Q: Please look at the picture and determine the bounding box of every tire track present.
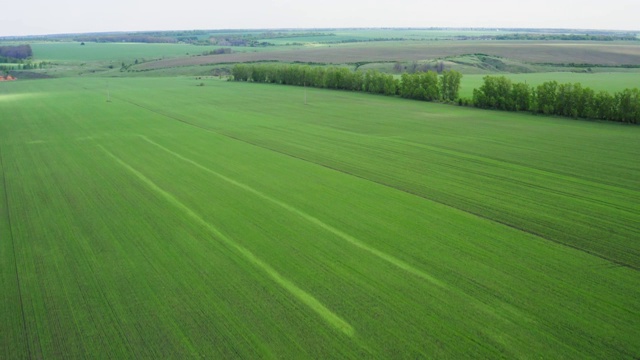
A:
[110,94,638,270]
[98,144,354,337]
[257,141,640,270]
[97,88,547,331]
[202,132,640,270]
[120,137,544,336]
[139,135,446,288]
[0,145,32,360]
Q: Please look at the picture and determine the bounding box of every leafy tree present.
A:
[231,64,251,81]
[383,75,398,96]
[577,86,595,118]
[594,91,616,120]
[440,70,462,102]
[615,88,640,124]
[399,73,413,99]
[419,71,440,101]
[534,81,558,115]
[249,65,267,83]
[510,82,531,111]
[473,76,513,110]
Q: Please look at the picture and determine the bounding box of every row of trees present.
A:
[492,34,638,41]
[0,62,48,72]
[473,76,640,124]
[399,70,462,101]
[232,64,462,102]
[73,35,177,43]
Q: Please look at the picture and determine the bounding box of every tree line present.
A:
[473,76,640,124]
[232,64,638,124]
[73,35,177,43]
[0,62,49,73]
[232,64,462,102]
[492,34,638,41]
[201,48,233,56]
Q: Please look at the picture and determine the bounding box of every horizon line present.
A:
[1,26,638,39]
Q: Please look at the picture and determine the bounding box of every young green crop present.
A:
[1,77,639,358]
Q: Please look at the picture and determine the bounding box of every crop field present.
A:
[136,40,640,70]
[257,29,519,44]
[30,42,236,63]
[1,77,639,358]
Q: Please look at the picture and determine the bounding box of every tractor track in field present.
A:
[98,145,355,337]
[0,145,32,360]
[110,94,639,271]
[138,135,446,288]
[216,136,640,272]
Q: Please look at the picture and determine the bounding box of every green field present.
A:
[1,77,639,358]
[30,42,229,62]
[22,42,299,77]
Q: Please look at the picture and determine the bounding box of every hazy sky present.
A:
[1,0,638,36]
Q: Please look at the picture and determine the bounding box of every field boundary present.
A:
[0,145,32,360]
[98,145,355,337]
[382,137,640,211]
[222,135,640,271]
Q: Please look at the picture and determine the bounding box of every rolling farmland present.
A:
[1,77,639,358]
[136,40,640,70]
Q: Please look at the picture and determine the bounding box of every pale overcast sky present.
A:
[1,0,638,36]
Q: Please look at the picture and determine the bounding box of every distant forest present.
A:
[73,35,178,43]
[456,33,638,41]
[0,45,32,61]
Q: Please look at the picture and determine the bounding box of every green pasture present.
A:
[1,77,639,358]
[459,71,640,98]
